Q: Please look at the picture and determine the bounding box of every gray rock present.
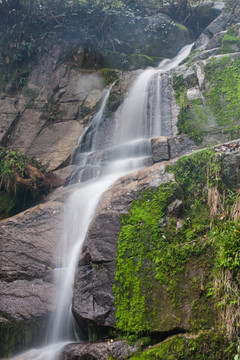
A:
[195,10,231,50]
[61,340,138,360]
[168,135,197,159]
[167,199,183,217]
[27,121,84,170]
[151,136,169,162]
[186,87,202,101]
[0,199,64,281]
[205,31,226,50]
[0,198,64,356]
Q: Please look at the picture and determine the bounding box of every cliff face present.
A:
[0,1,240,359]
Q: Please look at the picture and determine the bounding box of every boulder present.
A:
[151,136,169,162]
[62,340,138,360]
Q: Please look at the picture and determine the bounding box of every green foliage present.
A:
[212,222,240,272]
[167,149,217,202]
[0,147,48,219]
[205,57,240,127]
[129,332,234,360]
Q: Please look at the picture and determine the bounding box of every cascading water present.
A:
[10,43,193,360]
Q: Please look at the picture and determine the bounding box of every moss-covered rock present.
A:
[172,56,240,145]
[129,331,235,360]
[113,149,240,348]
[219,24,240,54]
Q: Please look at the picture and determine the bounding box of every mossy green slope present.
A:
[113,149,240,355]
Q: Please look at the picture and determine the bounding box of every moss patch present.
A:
[114,149,240,343]
[172,75,208,144]
[129,331,234,359]
[219,25,240,54]
[204,56,240,127]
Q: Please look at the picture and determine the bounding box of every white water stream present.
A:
[11,43,193,360]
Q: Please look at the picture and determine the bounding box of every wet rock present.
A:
[168,135,197,159]
[72,163,175,328]
[0,199,64,281]
[195,10,231,50]
[151,136,169,162]
[0,279,58,357]
[62,340,138,360]
[0,279,57,321]
[0,197,64,356]
[151,135,197,164]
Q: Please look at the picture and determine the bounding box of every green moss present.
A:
[172,75,207,144]
[219,26,240,54]
[204,57,240,127]
[113,176,215,334]
[114,149,240,340]
[172,56,240,144]
[129,332,234,360]
[114,183,178,334]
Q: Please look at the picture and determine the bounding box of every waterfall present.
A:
[10,43,193,360]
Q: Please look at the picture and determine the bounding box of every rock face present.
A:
[151,135,197,163]
[72,163,175,330]
[0,198,64,357]
[0,43,104,171]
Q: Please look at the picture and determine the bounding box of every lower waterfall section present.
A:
[10,43,193,360]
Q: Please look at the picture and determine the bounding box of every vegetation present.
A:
[0,147,54,219]
[205,57,240,127]
[129,331,235,359]
[219,25,240,54]
[172,56,240,144]
[113,149,240,355]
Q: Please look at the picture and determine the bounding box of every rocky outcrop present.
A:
[72,163,175,330]
[0,197,64,357]
[0,43,104,171]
